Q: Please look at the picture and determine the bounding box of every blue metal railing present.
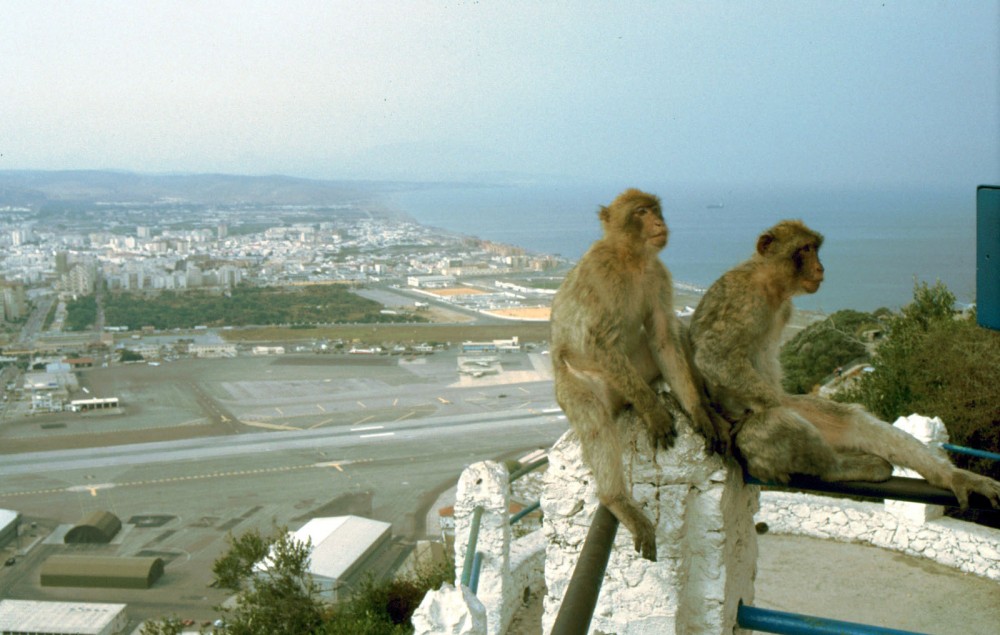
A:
[944,443,1000,462]
[461,456,549,594]
[552,462,999,634]
[738,604,927,635]
[459,506,484,589]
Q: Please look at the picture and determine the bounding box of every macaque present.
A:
[689,219,1000,509]
[551,188,728,562]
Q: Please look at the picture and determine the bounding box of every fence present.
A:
[414,416,999,634]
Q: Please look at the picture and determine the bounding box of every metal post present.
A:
[550,503,619,635]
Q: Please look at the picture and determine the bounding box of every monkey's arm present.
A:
[692,292,784,417]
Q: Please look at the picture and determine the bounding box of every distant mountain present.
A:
[0,170,410,207]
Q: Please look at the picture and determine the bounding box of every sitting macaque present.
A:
[551,188,728,562]
[688,219,1000,509]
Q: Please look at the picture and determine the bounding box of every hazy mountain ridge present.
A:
[0,170,417,207]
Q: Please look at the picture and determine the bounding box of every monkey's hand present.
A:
[694,406,732,457]
[949,469,1000,510]
[642,408,676,451]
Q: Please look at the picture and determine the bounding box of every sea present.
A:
[385,181,980,314]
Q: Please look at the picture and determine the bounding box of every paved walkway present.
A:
[754,532,1000,635]
[505,532,1000,634]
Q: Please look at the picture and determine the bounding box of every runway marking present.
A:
[359,432,394,439]
[240,420,301,431]
[351,425,384,432]
[0,461,373,499]
[518,387,531,394]
[357,401,367,408]
[316,404,326,412]
[274,407,284,415]
[393,398,399,407]
[437,397,451,404]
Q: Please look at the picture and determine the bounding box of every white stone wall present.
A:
[757,415,1000,582]
[541,416,758,635]
[758,490,1000,580]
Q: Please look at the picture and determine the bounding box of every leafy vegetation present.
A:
[64,295,98,331]
[102,285,426,331]
[780,309,882,394]
[142,526,453,634]
[836,281,1000,526]
[119,348,144,363]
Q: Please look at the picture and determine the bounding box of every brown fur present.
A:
[689,220,1000,509]
[551,188,729,561]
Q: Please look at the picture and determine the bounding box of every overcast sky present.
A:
[2,1,998,187]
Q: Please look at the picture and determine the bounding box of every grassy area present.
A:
[220,322,552,345]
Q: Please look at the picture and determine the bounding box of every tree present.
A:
[139,617,183,635]
[119,348,144,363]
[780,309,879,394]
[213,527,325,635]
[837,281,1000,527]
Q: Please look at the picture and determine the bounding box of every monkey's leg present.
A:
[787,396,1000,508]
[558,381,658,561]
[737,407,890,483]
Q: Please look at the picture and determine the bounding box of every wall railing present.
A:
[460,456,549,595]
[551,469,998,635]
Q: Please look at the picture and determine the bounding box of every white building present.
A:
[257,516,392,602]
[0,600,128,635]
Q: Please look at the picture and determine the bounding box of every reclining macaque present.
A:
[688,219,1000,509]
[551,188,728,562]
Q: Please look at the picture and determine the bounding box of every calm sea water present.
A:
[385,182,977,313]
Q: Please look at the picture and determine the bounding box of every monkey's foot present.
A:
[949,470,1000,510]
[609,500,658,562]
[644,409,676,451]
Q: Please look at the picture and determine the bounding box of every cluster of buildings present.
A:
[0,200,561,321]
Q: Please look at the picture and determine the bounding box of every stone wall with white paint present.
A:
[757,414,1000,582]
[541,416,757,635]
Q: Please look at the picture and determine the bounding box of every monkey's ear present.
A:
[756,232,776,256]
[598,206,611,225]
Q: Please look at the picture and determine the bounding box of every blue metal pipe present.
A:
[737,604,928,635]
[460,506,484,588]
[468,552,483,594]
[510,500,540,525]
[510,456,549,482]
[943,443,1000,462]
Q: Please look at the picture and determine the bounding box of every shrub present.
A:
[837,282,1000,526]
[780,309,878,394]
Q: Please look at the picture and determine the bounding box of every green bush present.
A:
[780,309,879,394]
[837,282,1000,526]
[320,561,454,634]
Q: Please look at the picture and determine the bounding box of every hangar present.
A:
[65,510,121,544]
[40,555,165,589]
[0,599,128,635]
[256,515,392,602]
[0,508,19,546]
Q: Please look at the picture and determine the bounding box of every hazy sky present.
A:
[2,1,998,187]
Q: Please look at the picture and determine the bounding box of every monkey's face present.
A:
[636,206,669,251]
[795,242,824,294]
